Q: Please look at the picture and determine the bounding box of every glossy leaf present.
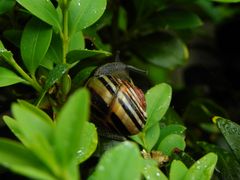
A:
[157,134,186,156]
[169,160,188,180]
[215,117,240,161]
[144,123,160,151]
[67,49,111,64]
[0,0,15,14]
[0,138,55,180]
[145,83,172,129]
[16,0,61,30]
[69,31,85,51]
[142,159,168,180]
[21,18,52,74]
[0,67,25,87]
[77,122,98,164]
[198,141,240,179]
[9,104,58,173]
[131,32,188,70]
[54,88,90,166]
[89,141,143,180]
[68,0,107,35]
[156,124,186,147]
[72,66,96,89]
[184,153,217,180]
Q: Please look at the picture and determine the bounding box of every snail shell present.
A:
[86,63,147,136]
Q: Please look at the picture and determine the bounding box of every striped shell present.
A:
[86,74,147,135]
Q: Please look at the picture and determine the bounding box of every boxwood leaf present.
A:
[145,83,172,130]
[169,160,188,180]
[0,138,55,180]
[144,123,160,151]
[157,134,186,156]
[69,31,85,51]
[68,0,107,35]
[16,0,61,30]
[198,141,240,179]
[0,67,25,87]
[131,32,188,70]
[0,40,13,62]
[0,0,15,14]
[21,18,52,74]
[142,159,168,180]
[77,122,98,164]
[88,141,143,180]
[67,49,111,64]
[215,117,240,162]
[184,153,217,180]
[54,88,90,166]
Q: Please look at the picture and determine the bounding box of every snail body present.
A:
[86,62,147,136]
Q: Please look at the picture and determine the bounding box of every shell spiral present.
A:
[86,74,147,135]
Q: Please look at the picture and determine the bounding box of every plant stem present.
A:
[62,2,69,64]
[9,57,42,92]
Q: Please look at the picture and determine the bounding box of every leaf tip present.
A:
[212,116,221,124]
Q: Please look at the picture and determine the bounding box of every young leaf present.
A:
[0,138,55,180]
[169,160,188,180]
[144,123,160,151]
[0,67,25,87]
[184,153,218,180]
[0,40,13,62]
[157,134,186,156]
[16,0,61,30]
[77,122,98,164]
[0,0,15,14]
[69,31,85,51]
[10,103,58,174]
[67,49,111,64]
[54,88,90,166]
[68,0,107,36]
[145,83,172,130]
[142,159,168,180]
[88,141,143,180]
[215,117,240,162]
[21,18,53,74]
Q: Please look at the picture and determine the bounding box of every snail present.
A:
[86,62,147,136]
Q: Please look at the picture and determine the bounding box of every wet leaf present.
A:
[169,160,188,180]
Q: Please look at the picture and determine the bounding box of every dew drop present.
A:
[156,172,160,177]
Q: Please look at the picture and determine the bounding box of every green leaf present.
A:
[0,40,13,62]
[169,160,188,180]
[215,117,240,162]
[198,141,240,179]
[145,83,172,129]
[10,104,58,173]
[54,88,90,166]
[77,122,98,164]
[68,0,107,35]
[157,134,186,156]
[156,124,186,146]
[21,18,53,74]
[0,67,25,87]
[69,31,85,51]
[72,66,96,89]
[142,159,168,180]
[89,141,143,180]
[0,0,15,14]
[144,123,160,151]
[66,49,111,64]
[16,0,61,30]
[184,153,217,180]
[131,32,188,70]
[149,11,203,29]
[0,138,55,180]
[43,33,63,65]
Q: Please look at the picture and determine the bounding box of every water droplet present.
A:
[146,175,150,179]
[98,165,105,171]
[156,172,160,176]
[196,165,201,170]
